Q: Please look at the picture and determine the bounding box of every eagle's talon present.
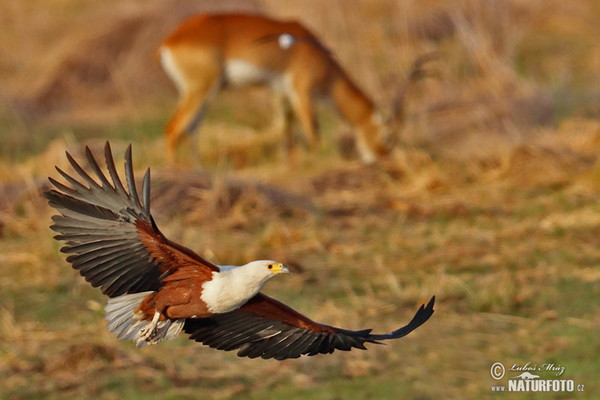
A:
[138,311,161,342]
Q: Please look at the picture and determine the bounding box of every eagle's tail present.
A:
[105,291,184,347]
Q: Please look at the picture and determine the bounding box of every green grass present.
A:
[4,133,598,399]
[232,375,416,400]
[0,113,167,162]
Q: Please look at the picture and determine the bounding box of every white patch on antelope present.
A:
[270,73,295,97]
[225,59,275,87]
[355,128,378,164]
[159,47,188,94]
[372,111,391,143]
[278,33,295,49]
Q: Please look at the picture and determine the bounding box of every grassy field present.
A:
[1,0,600,399]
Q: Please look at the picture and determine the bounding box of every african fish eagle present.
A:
[43,142,434,360]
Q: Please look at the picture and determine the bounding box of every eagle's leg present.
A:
[147,319,173,344]
[138,311,161,341]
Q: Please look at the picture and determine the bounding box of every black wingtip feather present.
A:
[142,168,151,212]
[104,142,127,196]
[369,296,435,341]
[45,142,165,297]
[124,144,141,207]
[66,150,100,190]
[47,176,76,196]
[55,166,89,193]
[85,146,113,190]
[184,295,437,360]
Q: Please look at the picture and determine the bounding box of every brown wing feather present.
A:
[136,220,218,276]
[236,294,335,333]
[184,294,435,360]
[44,142,217,298]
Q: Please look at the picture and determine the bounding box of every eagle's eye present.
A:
[268,264,274,270]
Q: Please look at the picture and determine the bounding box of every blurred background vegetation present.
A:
[1,0,599,399]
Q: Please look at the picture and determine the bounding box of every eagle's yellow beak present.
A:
[269,263,289,274]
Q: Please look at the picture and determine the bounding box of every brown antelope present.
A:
[159,13,433,163]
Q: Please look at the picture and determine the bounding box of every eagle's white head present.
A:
[238,260,290,284]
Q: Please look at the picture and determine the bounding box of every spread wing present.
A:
[184,294,435,360]
[44,142,219,298]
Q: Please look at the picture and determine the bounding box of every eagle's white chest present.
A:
[200,269,266,314]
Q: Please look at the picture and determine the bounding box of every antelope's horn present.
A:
[390,51,441,122]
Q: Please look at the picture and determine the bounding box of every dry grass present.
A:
[1,0,600,399]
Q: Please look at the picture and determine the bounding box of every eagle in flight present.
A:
[44,142,435,360]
